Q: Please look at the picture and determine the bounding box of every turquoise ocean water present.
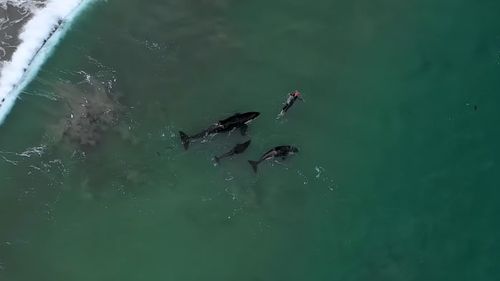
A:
[1,0,500,280]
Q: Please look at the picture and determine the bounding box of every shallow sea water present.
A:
[1,0,500,280]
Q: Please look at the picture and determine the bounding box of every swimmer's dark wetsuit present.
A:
[279,91,302,116]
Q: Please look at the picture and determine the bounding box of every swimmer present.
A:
[277,90,303,118]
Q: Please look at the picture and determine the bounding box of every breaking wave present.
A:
[0,0,94,125]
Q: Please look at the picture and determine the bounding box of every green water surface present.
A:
[1,0,499,280]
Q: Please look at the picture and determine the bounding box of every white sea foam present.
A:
[0,0,45,11]
[0,0,94,125]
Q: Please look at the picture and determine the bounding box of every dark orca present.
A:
[214,140,251,163]
[179,112,260,150]
[248,145,299,173]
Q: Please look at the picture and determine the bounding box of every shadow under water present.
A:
[48,76,125,148]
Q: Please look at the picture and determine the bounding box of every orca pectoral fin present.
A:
[248,160,259,173]
[179,131,190,150]
[240,124,248,136]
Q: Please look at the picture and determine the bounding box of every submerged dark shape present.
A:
[50,76,124,148]
[248,145,299,173]
[179,112,260,150]
[277,90,303,118]
[214,140,251,163]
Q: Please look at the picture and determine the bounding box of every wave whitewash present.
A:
[0,0,93,125]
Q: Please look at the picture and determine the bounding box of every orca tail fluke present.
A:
[214,156,220,164]
[248,160,259,173]
[179,131,190,150]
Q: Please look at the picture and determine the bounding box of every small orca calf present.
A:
[277,90,303,118]
[179,112,260,150]
[248,145,299,173]
[214,140,251,163]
